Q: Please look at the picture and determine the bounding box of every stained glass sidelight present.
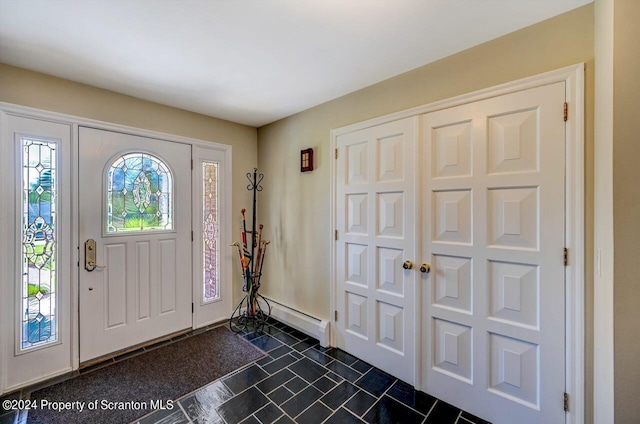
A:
[21,138,58,349]
[107,153,173,233]
[202,162,219,302]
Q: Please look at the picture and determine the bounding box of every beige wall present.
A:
[0,63,258,302]
[258,4,594,315]
[258,4,594,420]
[613,0,640,421]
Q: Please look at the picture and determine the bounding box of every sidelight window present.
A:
[202,161,219,302]
[21,138,58,349]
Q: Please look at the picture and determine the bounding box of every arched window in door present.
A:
[106,152,173,233]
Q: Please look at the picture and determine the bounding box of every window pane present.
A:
[107,153,173,233]
[21,138,58,349]
[202,162,219,302]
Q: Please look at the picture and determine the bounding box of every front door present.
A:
[420,82,566,424]
[335,117,417,384]
[79,127,192,362]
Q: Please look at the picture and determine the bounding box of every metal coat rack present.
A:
[229,168,271,332]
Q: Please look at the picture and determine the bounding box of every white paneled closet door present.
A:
[335,117,418,385]
[420,82,567,424]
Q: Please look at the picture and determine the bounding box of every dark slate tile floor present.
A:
[0,317,491,424]
[134,318,491,424]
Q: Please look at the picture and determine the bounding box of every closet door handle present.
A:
[402,260,413,270]
[420,263,431,274]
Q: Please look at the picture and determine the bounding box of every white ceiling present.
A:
[0,0,592,127]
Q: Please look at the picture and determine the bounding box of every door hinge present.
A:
[192,231,194,242]
[564,248,568,266]
[564,392,569,412]
[192,303,194,314]
[335,148,338,159]
[191,159,194,170]
[334,310,338,321]
[335,229,338,240]
[564,102,568,122]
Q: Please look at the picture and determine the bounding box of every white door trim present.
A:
[330,63,585,424]
[0,102,233,392]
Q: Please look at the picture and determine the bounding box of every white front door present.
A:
[335,117,417,384]
[420,82,566,424]
[79,127,192,362]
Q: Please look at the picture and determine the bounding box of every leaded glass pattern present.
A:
[202,162,219,302]
[21,138,58,349]
[107,153,173,233]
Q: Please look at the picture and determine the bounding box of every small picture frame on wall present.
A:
[301,148,314,172]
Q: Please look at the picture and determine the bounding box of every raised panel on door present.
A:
[336,117,417,385]
[421,82,566,424]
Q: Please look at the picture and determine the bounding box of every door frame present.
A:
[329,63,585,424]
[0,102,232,392]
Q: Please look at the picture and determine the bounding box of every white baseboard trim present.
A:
[261,298,330,348]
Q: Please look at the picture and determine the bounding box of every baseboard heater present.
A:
[260,297,331,348]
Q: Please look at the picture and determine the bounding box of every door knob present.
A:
[420,263,431,273]
[402,260,413,270]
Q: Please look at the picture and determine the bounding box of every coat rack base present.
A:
[229,293,272,333]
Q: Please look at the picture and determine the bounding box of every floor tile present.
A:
[254,402,284,424]
[320,380,359,410]
[312,376,337,393]
[303,348,334,366]
[272,331,301,346]
[424,400,461,424]
[180,381,233,422]
[344,390,377,417]
[284,377,309,394]
[351,360,373,374]
[223,365,270,394]
[250,335,284,352]
[355,368,396,397]
[324,407,366,424]
[325,349,359,366]
[0,412,17,424]
[268,345,293,360]
[217,387,270,424]
[268,386,295,406]
[386,380,437,415]
[273,415,296,424]
[256,355,274,367]
[289,351,303,359]
[363,395,425,424]
[262,354,299,375]
[460,411,491,424]
[288,358,328,383]
[280,385,323,418]
[325,372,343,383]
[287,329,310,341]
[291,338,318,352]
[240,415,261,424]
[139,407,191,424]
[257,369,296,395]
[294,400,332,424]
[326,360,361,382]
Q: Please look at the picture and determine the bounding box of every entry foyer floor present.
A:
[138,318,490,424]
[0,318,491,424]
